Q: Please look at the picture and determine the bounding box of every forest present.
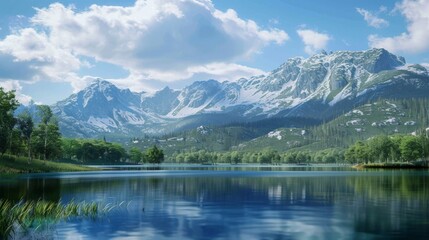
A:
[166,133,429,164]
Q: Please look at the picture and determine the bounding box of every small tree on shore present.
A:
[146,145,164,164]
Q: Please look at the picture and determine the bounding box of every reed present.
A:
[0,199,105,239]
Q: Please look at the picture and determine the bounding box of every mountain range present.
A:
[51,48,429,138]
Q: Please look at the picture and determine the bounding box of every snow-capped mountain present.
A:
[52,80,168,137]
[52,48,429,137]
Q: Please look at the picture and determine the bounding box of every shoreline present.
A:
[353,162,429,169]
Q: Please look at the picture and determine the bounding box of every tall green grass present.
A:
[0,199,103,239]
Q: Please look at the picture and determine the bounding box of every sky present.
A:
[0,0,428,105]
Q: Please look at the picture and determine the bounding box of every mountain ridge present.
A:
[51,48,429,137]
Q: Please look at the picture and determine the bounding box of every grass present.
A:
[0,199,105,239]
[0,154,94,174]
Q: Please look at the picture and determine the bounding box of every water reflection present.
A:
[1,169,429,239]
[0,178,61,202]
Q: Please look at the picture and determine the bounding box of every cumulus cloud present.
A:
[0,80,32,105]
[369,0,429,54]
[356,8,389,28]
[0,0,288,93]
[0,27,82,87]
[297,29,331,55]
[37,1,284,80]
[189,63,266,80]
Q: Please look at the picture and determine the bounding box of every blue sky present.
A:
[0,0,428,104]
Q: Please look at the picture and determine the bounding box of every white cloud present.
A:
[0,80,32,105]
[356,8,389,28]
[0,0,288,94]
[0,28,81,82]
[189,62,266,80]
[369,0,429,54]
[0,0,286,91]
[297,29,331,55]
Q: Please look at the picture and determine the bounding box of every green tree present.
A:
[17,111,34,162]
[32,119,62,160]
[0,87,19,156]
[103,143,126,163]
[345,141,370,164]
[368,136,393,163]
[400,136,423,162]
[129,147,143,163]
[36,105,55,160]
[146,145,164,164]
[62,138,80,161]
[9,129,24,156]
[231,151,241,164]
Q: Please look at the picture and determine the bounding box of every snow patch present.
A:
[352,110,364,115]
[404,121,416,126]
[382,117,398,125]
[268,130,282,140]
[114,109,146,125]
[346,119,362,126]
[385,101,397,109]
[197,126,209,135]
[87,117,117,131]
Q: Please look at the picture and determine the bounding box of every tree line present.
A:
[345,134,429,164]
[168,148,345,164]
[62,139,164,164]
[167,134,429,164]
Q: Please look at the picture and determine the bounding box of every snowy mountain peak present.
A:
[87,79,116,91]
[53,49,429,137]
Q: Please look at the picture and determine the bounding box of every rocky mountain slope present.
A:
[52,48,429,137]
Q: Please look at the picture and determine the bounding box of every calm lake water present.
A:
[1,165,429,239]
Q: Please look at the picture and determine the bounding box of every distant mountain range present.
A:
[51,48,429,138]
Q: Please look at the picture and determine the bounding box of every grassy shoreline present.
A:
[0,155,94,174]
[353,161,429,169]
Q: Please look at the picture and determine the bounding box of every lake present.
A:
[1,165,429,239]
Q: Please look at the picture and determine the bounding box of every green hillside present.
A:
[124,117,318,156]
[127,98,429,158]
[237,98,429,152]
